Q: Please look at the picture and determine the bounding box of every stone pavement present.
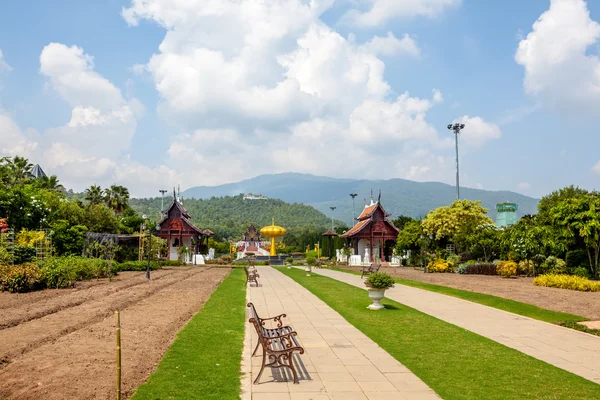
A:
[241,267,441,400]
[310,267,600,385]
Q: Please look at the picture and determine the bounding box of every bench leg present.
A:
[254,351,268,384]
[252,339,261,356]
[286,351,300,384]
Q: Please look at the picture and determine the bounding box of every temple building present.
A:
[156,190,212,261]
[342,194,399,263]
[236,224,270,258]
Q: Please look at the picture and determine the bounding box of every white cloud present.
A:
[359,32,421,58]
[0,49,12,71]
[593,161,600,175]
[40,43,124,110]
[0,110,38,157]
[515,0,600,114]
[117,0,495,192]
[453,115,501,149]
[343,0,462,27]
[517,182,531,191]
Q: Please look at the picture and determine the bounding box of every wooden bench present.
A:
[244,266,260,286]
[361,263,381,278]
[247,302,305,384]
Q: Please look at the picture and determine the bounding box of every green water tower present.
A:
[496,202,518,227]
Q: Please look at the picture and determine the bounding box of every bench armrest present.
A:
[261,313,287,328]
[266,331,304,352]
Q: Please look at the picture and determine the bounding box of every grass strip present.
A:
[277,267,600,400]
[329,267,585,323]
[131,268,246,400]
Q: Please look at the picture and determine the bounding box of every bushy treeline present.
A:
[396,186,600,280]
[0,156,145,260]
[0,256,182,293]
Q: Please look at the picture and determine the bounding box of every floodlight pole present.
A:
[159,189,168,213]
[447,123,465,200]
[349,193,358,225]
[330,206,336,232]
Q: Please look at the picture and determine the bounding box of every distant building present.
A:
[496,202,518,227]
[30,164,47,179]
[243,194,268,200]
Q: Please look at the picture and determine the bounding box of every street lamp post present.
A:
[447,123,465,200]
[349,193,358,226]
[142,215,150,280]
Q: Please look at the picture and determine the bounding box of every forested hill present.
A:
[129,194,345,240]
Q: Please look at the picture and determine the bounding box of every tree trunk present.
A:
[594,242,599,280]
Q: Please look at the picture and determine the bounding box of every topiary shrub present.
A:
[533,274,600,292]
[458,263,496,275]
[365,272,395,289]
[221,255,232,263]
[0,263,43,293]
[306,256,317,266]
[286,257,294,264]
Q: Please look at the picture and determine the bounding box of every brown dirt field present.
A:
[342,266,600,320]
[0,266,231,400]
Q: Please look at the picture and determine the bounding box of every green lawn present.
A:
[330,267,586,323]
[131,268,246,400]
[277,267,600,400]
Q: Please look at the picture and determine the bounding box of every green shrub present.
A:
[365,272,395,289]
[518,260,534,276]
[40,256,113,288]
[571,266,591,279]
[116,260,163,271]
[0,263,43,292]
[286,257,294,264]
[533,274,600,292]
[447,254,461,265]
[566,249,588,271]
[220,255,232,263]
[539,256,567,275]
[306,256,317,266]
[10,245,36,264]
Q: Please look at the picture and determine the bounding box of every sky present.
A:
[1,0,600,199]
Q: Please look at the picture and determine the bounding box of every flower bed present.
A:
[533,274,600,292]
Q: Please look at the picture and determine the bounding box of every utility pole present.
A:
[349,193,358,226]
[159,189,167,214]
[330,206,336,232]
[447,123,465,200]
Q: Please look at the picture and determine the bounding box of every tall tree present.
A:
[552,192,600,279]
[84,185,104,206]
[421,200,494,251]
[104,185,130,214]
[36,175,65,191]
[6,156,33,184]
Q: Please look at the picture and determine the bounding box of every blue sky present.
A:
[1,0,599,198]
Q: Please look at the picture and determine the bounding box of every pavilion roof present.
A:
[341,219,370,237]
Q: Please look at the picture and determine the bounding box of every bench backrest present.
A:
[371,263,381,273]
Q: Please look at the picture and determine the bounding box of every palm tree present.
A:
[7,156,33,184]
[104,184,130,214]
[85,185,104,206]
[37,175,65,191]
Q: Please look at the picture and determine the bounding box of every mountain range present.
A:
[183,173,539,226]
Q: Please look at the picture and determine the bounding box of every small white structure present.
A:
[207,248,215,260]
[349,255,362,266]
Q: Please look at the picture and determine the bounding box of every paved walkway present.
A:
[241,267,440,400]
[310,267,600,385]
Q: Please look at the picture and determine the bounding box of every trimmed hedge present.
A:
[533,274,600,292]
[458,263,497,275]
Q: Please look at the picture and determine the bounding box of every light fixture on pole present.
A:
[329,206,336,232]
[159,189,168,214]
[447,122,465,200]
[349,193,358,226]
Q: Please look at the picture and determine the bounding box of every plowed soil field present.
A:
[0,266,230,400]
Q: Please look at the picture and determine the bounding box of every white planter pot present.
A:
[305,266,312,276]
[367,288,387,310]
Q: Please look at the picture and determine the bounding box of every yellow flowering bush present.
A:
[533,274,600,292]
[496,261,517,278]
[427,259,454,273]
[15,229,46,246]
